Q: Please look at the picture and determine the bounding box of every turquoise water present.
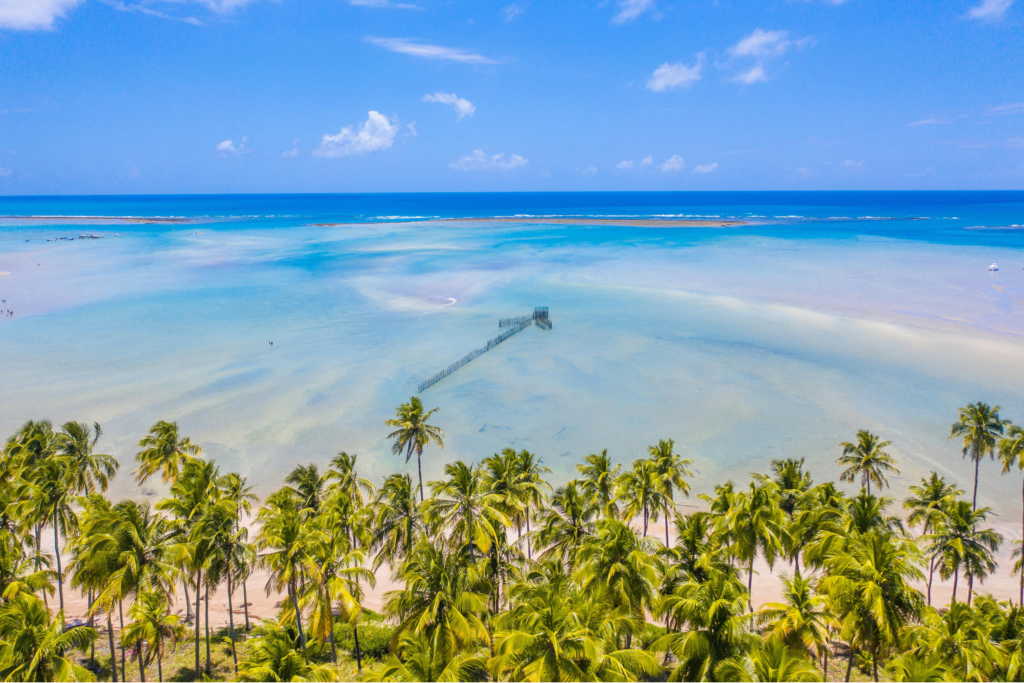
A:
[2,192,1024,527]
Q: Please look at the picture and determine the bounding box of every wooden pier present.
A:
[418,307,552,393]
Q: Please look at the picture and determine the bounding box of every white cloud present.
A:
[281,140,300,157]
[641,155,653,166]
[578,165,598,176]
[990,102,1024,115]
[1007,137,1024,147]
[0,167,11,177]
[501,2,522,20]
[795,167,814,177]
[405,122,417,136]
[908,117,949,126]
[449,150,527,171]
[729,29,808,58]
[659,155,685,172]
[646,58,703,92]
[731,65,767,84]
[366,37,498,64]
[692,163,718,174]
[839,159,865,171]
[314,111,398,158]
[611,0,654,24]
[217,137,249,155]
[0,0,82,29]
[422,92,476,120]
[617,160,634,170]
[967,0,1012,20]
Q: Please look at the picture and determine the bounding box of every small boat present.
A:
[989,263,999,271]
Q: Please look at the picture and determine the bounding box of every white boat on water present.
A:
[989,263,999,271]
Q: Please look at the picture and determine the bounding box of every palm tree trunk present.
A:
[107,613,119,683]
[968,573,974,606]
[794,549,801,575]
[184,580,192,623]
[227,567,238,674]
[157,637,163,683]
[194,569,201,676]
[525,508,532,560]
[328,619,338,664]
[204,582,211,674]
[973,456,980,510]
[823,641,829,681]
[88,590,95,662]
[748,558,755,612]
[665,503,671,546]
[845,647,855,683]
[952,569,959,604]
[353,624,363,673]
[872,651,878,682]
[290,584,308,652]
[242,578,251,631]
[118,600,127,682]
[138,642,146,682]
[52,508,64,613]
[927,555,935,606]
[866,480,871,497]
[415,447,424,503]
[1020,475,1024,605]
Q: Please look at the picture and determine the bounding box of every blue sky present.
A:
[0,0,1021,193]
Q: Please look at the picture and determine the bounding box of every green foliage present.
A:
[333,618,394,661]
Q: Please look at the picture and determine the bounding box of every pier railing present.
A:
[418,320,532,393]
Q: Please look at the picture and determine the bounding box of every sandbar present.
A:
[312,217,747,228]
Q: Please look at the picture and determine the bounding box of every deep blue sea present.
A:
[2,191,1024,525]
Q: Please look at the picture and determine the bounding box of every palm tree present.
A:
[237,622,340,682]
[930,500,1002,605]
[1001,423,1024,603]
[884,653,948,682]
[156,457,224,675]
[648,439,693,546]
[0,594,95,682]
[223,472,259,631]
[481,449,529,544]
[905,603,1003,682]
[837,430,898,496]
[122,591,187,682]
[383,538,489,661]
[133,421,201,485]
[576,518,661,646]
[903,472,963,606]
[715,634,822,682]
[255,494,311,656]
[20,454,76,613]
[512,449,550,560]
[576,449,621,520]
[535,480,598,571]
[725,481,785,611]
[616,458,664,538]
[425,461,509,561]
[489,580,660,682]
[818,530,924,682]
[58,421,118,497]
[285,463,329,517]
[369,630,487,682]
[386,397,444,503]
[653,563,756,681]
[327,451,375,508]
[756,572,835,676]
[301,509,374,670]
[951,402,1009,509]
[370,473,424,571]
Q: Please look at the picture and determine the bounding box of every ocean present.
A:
[2,191,1023,529]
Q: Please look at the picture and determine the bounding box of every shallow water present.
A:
[2,192,1024,532]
